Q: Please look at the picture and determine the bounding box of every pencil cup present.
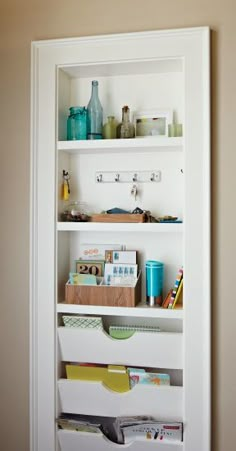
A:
[145,260,164,307]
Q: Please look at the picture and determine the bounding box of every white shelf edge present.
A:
[57,137,183,153]
[57,303,183,319]
[57,222,183,233]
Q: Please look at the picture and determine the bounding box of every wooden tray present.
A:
[90,213,146,223]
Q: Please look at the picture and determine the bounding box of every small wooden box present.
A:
[65,272,141,307]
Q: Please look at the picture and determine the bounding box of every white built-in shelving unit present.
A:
[30,27,210,451]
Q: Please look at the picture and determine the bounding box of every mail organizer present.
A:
[65,272,141,307]
[58,379,183,418]
[58,430,184,451]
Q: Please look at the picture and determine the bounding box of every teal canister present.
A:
[145,260,164,307]
[67,106,87,140]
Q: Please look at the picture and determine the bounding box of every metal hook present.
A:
[96,174,102,182]
[115,173,120,182]
[150,173,155,182]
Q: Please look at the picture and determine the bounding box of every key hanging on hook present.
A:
[62,170,70,201]
[131,184,138,201]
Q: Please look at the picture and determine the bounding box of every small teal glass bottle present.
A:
[67,106,87,140]
[87,80,103,139]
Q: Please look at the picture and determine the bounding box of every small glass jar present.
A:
[103,116,117,139]
[67,106,87,140]
[61,201,90,222]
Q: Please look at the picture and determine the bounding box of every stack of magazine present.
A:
[114,416,183,443]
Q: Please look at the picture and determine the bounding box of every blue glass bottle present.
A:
[87,80,103,139]
[67,106,87,140]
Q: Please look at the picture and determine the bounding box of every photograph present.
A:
[134,109,172,137]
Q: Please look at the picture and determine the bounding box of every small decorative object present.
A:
[116,105,135,139]
[67,106,87,140]
[87,80,103,139]
[75,259,105,276]
[103,115,117,139]
[132,207,143,214]
[134,109,172,137]
[157,215,182,223]
[61,201,89,222]
[168,123,183,137]
[106,207,130,214]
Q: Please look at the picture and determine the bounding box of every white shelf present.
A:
[57,221,183,233]
[57,137,183,154]
[57,303,183,319]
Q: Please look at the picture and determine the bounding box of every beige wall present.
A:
[1,0,236,450]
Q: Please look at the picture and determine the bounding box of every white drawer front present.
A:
[58,379,183,419]
[58,328,183,369]
[58,430,184,451]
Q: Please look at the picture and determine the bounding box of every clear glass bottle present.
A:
[102,115,117,139]
[116,105,135,139]
[87,80,103,139]
[67,106,87,140]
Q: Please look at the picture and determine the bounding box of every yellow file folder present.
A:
[66,364,130,393]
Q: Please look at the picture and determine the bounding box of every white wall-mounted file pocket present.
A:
[58,430,184,451]
[58,379,183,419]
[58,327,183,369]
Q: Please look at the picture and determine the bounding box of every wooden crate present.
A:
[65,273,141,307]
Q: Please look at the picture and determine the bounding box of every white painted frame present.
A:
[30,27,210,451]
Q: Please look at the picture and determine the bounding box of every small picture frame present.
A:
[75,259,104,276]
[133,109,172,138]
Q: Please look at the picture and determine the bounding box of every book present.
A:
[172,278,183,309]
[168,267,183,309]
[109,324,161,339]
[161,289,172,308]
[127,367,170,387]
[62,315,103,329]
